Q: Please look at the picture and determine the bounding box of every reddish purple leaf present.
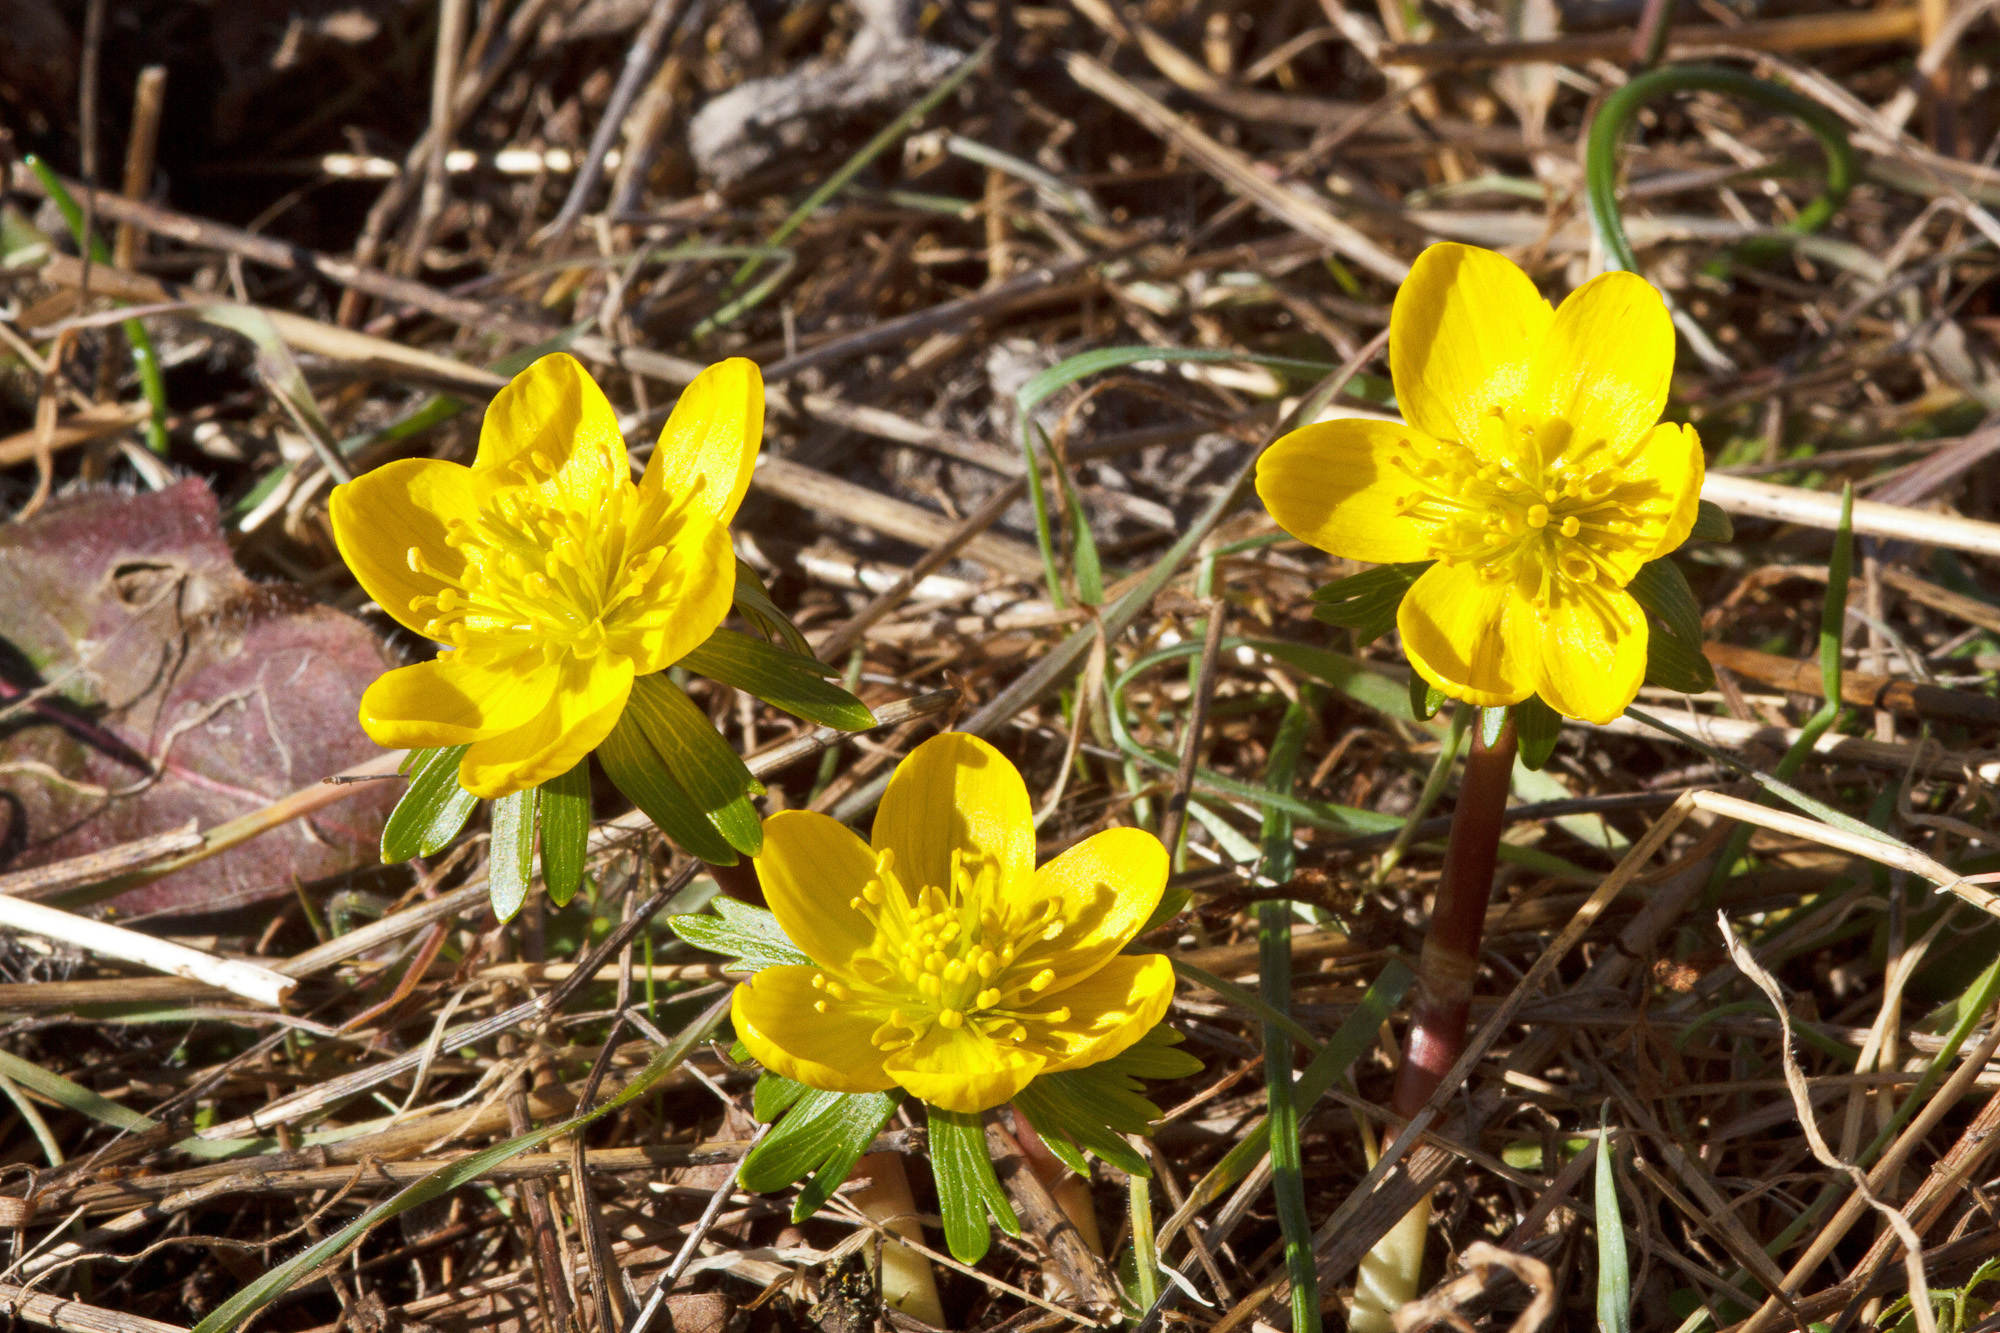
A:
[0,479,400,916]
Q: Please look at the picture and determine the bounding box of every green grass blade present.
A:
[24,154,170,454]
[1595,1110,1631,1333]
[1258,699,1321,1333]
[0,1049,156,1133]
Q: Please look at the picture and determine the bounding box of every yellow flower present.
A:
[733,733,1176,1114]
[1256,243,1704,724]
[331,353,761,798]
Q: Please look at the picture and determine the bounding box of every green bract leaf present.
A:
[488,786,538,924]
[626,674,764,856]
[1628,559,1705,647]
[928,1105,1019,1263]
[1643,624,1715,693]
[1631,558,1713,694]
[1409,673,1446,722]
[1014,1026,1195,1179]
[732,559,815,656]
[1689,499,1733,543]
[539,761,590,908]
[1309,561,1429,646]
[753,1071,811,1123]
[1140,883,1190,934]
[681,628,876,731]
[668,896,812,971]
[381,746,478,864]
[740,1086,901,1221]
[597,713,739,864]
[1514,695,1562,771]
[1479,705,1508,750]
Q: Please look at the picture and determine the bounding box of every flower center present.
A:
[810,848,1075,1052]
[402,449,679,661]
[1391,407,1663,616]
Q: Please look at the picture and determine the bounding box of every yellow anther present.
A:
[1526,504,1550,529]
[939,1009,965,1030]
[1029,968,1055,992]
[1559,516,1581,538]
[976,987,1001,1009]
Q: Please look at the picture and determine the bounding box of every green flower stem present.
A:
[1585,65,1856,274]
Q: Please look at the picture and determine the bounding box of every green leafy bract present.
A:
[598,709,739,864]
[681,627,876,731]
[488,786,538,923]
[625,674,765,857]
[382,746,479,863]
[1630,558,1714,693]
[1013,1026,1200,1179]
[1513,695,1563,771]
[731,559,815,655]
[1689,498,1733,543]
[539,760,591,907]
[928,1104,1019,1263]
[741,1083,901,1221]
[1409,673,1447,722]
[1310,561,1430,646]
[667,896,811,971]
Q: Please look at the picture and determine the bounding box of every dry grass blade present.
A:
[5,4,2000,1329]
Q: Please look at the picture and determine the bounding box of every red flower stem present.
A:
[1389,714,1518,1122]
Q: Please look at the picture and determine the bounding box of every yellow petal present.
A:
[1019,954,1176,1074]
[329,458,490,640]
[1255,419,1440,563]
[1390,244,1552,449]
[1397,562,1534,708]
[883,1025,1046,1113]
[1512,586,1648,724]
[457,655,635,798]
[474,352,630,489]
[756,810,880,971]
[1011,828,1167,990]
[1528,270,1675,452]
[641,358,764,525]
[872,733,1035,899]
[733,968,896,1095]
[604,508,737,675]
[358,649,555,749]
[1635,422,1706,561]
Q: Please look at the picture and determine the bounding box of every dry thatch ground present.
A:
[4,0,2000,1330]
